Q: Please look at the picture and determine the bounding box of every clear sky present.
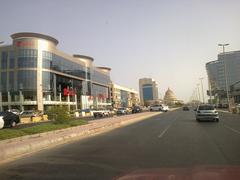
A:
[1,0,240,102]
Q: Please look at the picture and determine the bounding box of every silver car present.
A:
[195,104,219,122]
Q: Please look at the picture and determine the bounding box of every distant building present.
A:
[206,51,240,105]
[163,88,183,105]
[111,83,139,108]
[139,78,158,106]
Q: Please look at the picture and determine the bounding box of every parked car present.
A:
[150,104,162,111]
[132,106,142,113]
[7,109,21,115]
[161,104,169,112]
[116,107,128,115]
[182,106,190,111]
[195,104,219,122]
[20,110,38,118]
[93,109,110,118]
[150,104,169,112]
[0,111,20,129]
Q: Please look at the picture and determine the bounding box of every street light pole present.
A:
[218,43,230,111]
[199,77,205,104]
[197,84,201,103]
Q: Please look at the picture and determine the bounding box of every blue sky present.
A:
[1,0,240,101]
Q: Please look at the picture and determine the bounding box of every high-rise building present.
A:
[139,78,158,105]
[206,50,240,104]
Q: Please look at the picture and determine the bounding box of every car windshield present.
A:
[198,105,215,110]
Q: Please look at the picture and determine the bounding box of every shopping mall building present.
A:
[0,32,112,111]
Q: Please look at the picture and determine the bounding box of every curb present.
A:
[0,112,161,163]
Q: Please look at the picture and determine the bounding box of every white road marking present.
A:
[158,124,172,138]
[223,124,240,135]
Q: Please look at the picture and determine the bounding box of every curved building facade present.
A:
[0,32,111,111]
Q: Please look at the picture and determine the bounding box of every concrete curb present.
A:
[0,112,162,163]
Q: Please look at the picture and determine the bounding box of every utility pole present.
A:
[199,77,205,104]
[197,84,201,104]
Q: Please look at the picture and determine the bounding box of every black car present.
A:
[0,112,20,128]
[182,106,189,111]
[132,106,142,113]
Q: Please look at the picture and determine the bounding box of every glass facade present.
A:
[42,51,87,79]
[120,90,128,107]
[17,70,37,90]
[1,51,8,69]
[143,84,153,101]
[92,68,111,85]
[0,34,111,111]
[92,83,109,100]
[17,49,38,68]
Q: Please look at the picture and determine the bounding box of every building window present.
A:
[17,70,37,90]
[17,49,38,68]
[9,71,14,91]
[1,72,7,92]
[9,51,15,69]
[1,51,8,69]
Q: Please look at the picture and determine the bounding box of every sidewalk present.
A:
[0,111,161,163]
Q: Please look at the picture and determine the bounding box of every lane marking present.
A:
[223,124,240,135]
[158,124,172,138]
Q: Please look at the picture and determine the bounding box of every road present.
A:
[0,109,240,179]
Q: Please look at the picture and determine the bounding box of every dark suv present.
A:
[132,106,142,113]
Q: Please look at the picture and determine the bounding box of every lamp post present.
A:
[218,43,230,111]
[197,84,201,104]
[199,77,205,104]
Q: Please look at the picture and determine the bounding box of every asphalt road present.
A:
[0,109,240,179]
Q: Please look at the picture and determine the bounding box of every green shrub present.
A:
[46,106,70,124]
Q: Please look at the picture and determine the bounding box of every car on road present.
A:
[0,111,20,129]
[132,106,142,113]
[116,107,128,115]
[161,104,169,112]
[195,104,219,122]
[150,104,169,112]
[150,104,161,111]
[182,106,190,111]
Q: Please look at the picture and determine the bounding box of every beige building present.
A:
[164,88,183,105]
[111,83,139,108]
[139,78,159,106]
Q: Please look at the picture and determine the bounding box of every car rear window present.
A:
[198,105,214,110]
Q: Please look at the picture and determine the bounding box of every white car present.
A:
[195,104,219,122]
[150,104,169,112]
[161,105,169,112]
[150,105,162,111]
[0,116,4,129]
